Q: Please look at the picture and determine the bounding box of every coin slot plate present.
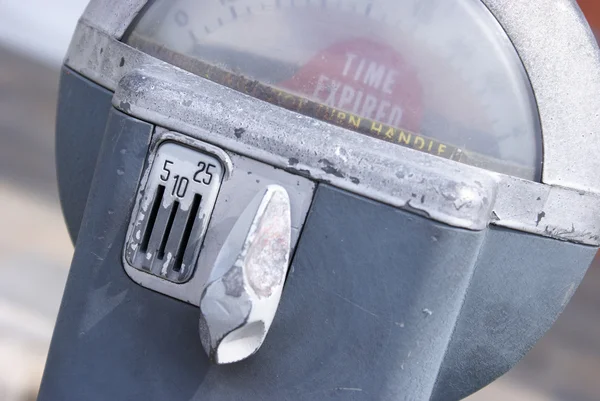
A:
[125,141,224,283]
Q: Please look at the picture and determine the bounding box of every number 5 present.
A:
[203,164,216,185]
[160,160,173,181]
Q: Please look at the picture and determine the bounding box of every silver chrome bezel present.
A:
[66,0,600,245]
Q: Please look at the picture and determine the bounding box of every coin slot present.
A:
[173,194,202,272]
[140,184,165,253]
[158,200,179,260]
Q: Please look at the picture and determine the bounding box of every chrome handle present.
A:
[199,185,292,364]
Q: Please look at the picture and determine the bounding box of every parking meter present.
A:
[40,1,600,400]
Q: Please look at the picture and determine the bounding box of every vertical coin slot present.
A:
[173,194,202,272]
[140,184,165,253]
[158,200,179,260]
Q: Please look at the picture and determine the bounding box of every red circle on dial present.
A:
[282,38,423,132]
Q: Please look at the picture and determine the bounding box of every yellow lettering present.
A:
[275,90,285,103]
[329,108,337,120]
[316,104,327,118]
[245,80,255,95]
[371,122,383,135]
[414,136,425,149]
[282,92,295,108]
[337,111,347,123]
[398,131,411,145]
[237,79,247,94]
[349,114,361,129]
[384,127,396,140]
[264,89,275,104]
[438,144,447,155]
[297,97,308,112]
[427,140,433,152]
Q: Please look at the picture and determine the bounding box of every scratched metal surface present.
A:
[1,44,600,401]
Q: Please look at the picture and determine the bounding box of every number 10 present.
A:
[172,175,189,198]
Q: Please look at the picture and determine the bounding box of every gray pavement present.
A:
[0,45,599,401]
[0,46,72,401]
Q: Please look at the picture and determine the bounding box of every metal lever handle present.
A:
[199,185,292,364]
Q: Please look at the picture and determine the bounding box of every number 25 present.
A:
[193,161,215,185]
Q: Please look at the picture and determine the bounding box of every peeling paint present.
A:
[161,252,173,276]
[318,158,345,178]
[285,166,312,177]
[536,211,546,226]
[234,127,245,138]
[119,100,131,113]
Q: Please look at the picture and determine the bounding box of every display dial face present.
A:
[127,0,542,180]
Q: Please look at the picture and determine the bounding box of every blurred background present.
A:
[0,1,599,400]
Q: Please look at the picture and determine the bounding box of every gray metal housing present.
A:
[45,105,596,401]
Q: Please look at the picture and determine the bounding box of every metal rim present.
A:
[63,0,600,245]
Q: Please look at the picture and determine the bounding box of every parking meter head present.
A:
[126,0,543,180]
[48,1,600,400]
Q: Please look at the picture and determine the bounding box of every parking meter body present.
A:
[40,1,600,400]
